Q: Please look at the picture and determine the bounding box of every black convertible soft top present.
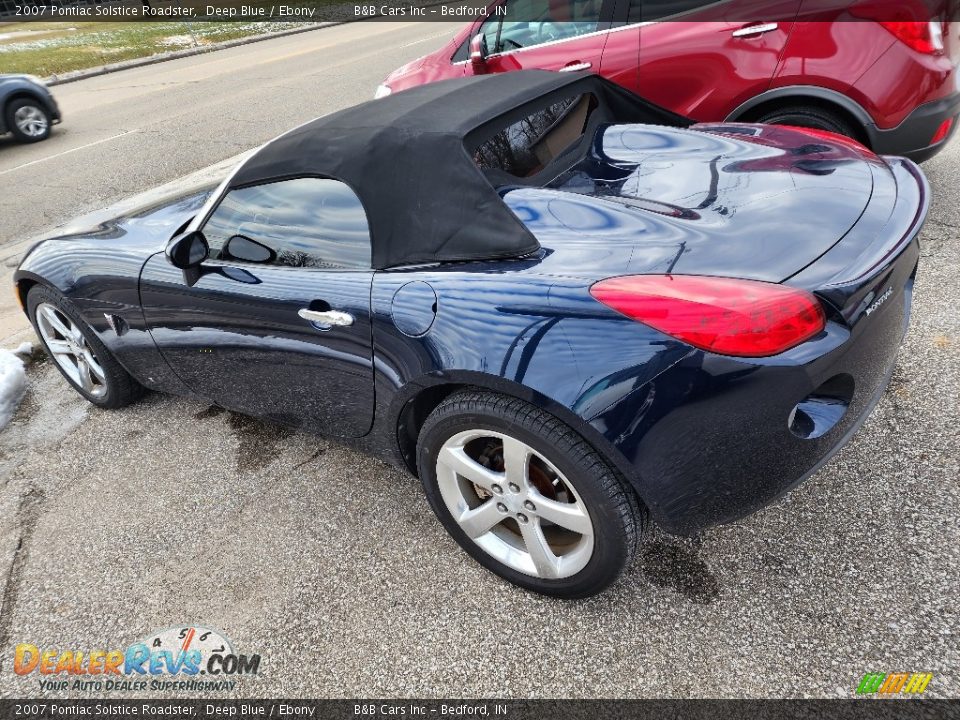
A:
[229,71,691,269]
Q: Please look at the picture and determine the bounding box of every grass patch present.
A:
[0,20,311,76]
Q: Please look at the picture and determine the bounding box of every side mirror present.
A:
[166,230,208,269]
[223,234,275,264]
[469,33,488,74]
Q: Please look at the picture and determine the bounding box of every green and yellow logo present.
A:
[856,672,933,695]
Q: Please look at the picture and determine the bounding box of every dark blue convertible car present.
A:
[14,72,927,597]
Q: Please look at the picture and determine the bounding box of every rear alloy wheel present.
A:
[755,104,858,142]
[417,391,645,598]
[6,98,51,143]
[28,286,144,408]
[437,429,595,579]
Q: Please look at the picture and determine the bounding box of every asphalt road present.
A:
[1,23,958,700]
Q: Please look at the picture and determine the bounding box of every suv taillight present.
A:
[590,275,826,358]
[878,21,945,54]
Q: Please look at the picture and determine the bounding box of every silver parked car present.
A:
[0,74,61,143]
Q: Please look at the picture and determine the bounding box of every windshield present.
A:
[479,0,603,53]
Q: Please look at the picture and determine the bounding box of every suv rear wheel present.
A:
[6,98,51,143]
[755,104,860,142]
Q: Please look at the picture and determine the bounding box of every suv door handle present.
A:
[732,22,779,38]
[559,61,592,72]
[298,308,354,327]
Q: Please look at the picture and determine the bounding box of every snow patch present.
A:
[159,35,196,48]
[0,349,28,431]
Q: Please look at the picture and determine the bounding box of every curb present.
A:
[45,21,343,86]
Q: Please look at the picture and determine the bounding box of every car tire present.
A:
[417,390,646,598]
[755,104,859,141]
[5,98,52,143]
[28,285,145,409]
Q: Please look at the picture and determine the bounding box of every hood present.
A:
[43,184,214,248]
[381,50,461,94]
[385,54,429,82]
[26,154,244,254]
[1,74,45,84]
[509,123,888,282]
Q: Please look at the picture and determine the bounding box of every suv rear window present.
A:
[473,93,597,178]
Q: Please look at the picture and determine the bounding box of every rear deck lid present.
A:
[521,123,886,282]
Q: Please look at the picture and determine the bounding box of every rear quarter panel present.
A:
[772,21,896,117]
[371,258,693,500]
[851,29,960,128]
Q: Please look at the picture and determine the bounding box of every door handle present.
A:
[298,308,354,327]
[732,22,779,38]
[559,61,592,72]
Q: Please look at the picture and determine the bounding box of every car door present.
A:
[469,0,615,76]
[139,177,375,438]
[635,0,802,120]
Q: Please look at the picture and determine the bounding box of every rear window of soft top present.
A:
[472,93,598,179]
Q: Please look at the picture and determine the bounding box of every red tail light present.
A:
[931,116,954,144]
[590,275,826,358]
[877,21,944,54]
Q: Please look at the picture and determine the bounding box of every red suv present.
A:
[377,1,959,161]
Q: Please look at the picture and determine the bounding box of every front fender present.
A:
[14,241,196,397]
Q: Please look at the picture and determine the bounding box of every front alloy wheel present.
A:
[28,285,145,409]
[36,302,108,399]
[418,391,645,598]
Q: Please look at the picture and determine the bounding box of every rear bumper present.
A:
[868,92,960,162]
[588,204,921,536]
